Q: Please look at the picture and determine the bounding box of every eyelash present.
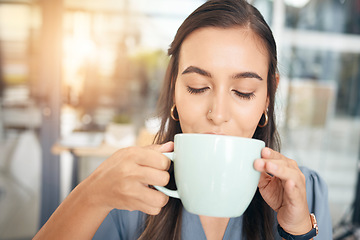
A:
[187,87,209,94]
[232,90,255,100]
[187,87,255,100]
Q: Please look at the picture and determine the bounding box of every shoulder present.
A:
[299,166,324,182]
[299,166,333,239]
[299,166,328,198]
[93,209,146,240]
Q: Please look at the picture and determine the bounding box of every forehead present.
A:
[178,27,269,72]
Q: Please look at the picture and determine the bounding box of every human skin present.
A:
[175,28,268,138]
[174,27,312,239]
[34,27,312,240]
[33,143,173,239]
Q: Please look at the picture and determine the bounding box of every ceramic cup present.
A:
[155,133,264,218]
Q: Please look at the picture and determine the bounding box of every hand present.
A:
[253,148,312,235]
[82,142,173,215]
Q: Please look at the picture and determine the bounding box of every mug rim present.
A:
[174,133,265,145]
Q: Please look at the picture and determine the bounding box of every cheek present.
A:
[176,96,205,133]
[174,83,202,132]
[234,97,267,137]
[233,107,262,137]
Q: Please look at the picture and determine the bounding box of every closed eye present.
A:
[233,90,255,100]
[187,86,209,94]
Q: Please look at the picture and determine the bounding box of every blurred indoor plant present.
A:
[105,113,136,148]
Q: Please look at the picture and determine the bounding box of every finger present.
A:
[254,158,285,173]
[254,158,266,172]
[254,158,275,178]
[134,148,171,171]
[159,141,174,152]
[131,199,164,216]
[256,160,305,204]
[256,157,298,171]
[138,185,170,208]
[121,183,169,215]
[139,167,170,186]
[146,142,174,153]
[263,161,305,188]
[261,147,286,160]
[254,159,304,189]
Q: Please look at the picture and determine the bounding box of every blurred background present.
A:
[0,0,359,239]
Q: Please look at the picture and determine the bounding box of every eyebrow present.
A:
[233,72,263,81]
[182,66,212,77]
[181,65,263,81]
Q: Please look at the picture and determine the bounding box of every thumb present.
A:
[146,141,174,152]
[159,141,174,152]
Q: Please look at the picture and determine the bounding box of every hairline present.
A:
[174,26,271,88]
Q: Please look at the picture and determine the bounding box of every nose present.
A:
[207,90,231,125]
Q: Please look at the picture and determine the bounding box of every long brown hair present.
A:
[139,0,280,239]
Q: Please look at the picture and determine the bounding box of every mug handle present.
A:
[153,152,180,199]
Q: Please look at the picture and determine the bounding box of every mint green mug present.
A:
[155,133,264,218]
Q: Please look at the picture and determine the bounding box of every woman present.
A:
[34,0,332,239]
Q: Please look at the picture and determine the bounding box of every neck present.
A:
[199,215,230,240]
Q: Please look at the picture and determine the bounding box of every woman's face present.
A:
[174,27,269,138]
